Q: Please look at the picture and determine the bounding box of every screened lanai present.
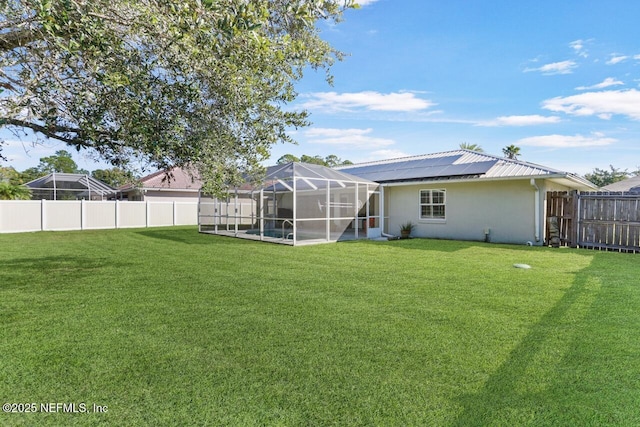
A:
[25,173,116,200]
[198,162,381,245]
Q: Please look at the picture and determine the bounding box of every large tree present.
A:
[37,150,82,174]
[584,165,630,187]
[0,0,356,195]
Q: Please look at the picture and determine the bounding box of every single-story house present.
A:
[118,167,203,202]
[602,175,640,193]
[198,149,598,246]
[337,149,598,245]
[25,173,116,200]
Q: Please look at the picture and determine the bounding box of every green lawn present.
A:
[1,227,639,426]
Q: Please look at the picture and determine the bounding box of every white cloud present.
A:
[366,149,410,161]
[1,139,63,167]
[304,128,395,148]
[607,54,629,65]
[353,0,379,5]
[569,39,588,58]
[478,115,561,127]
[517,133,617,148]
[342,149,411,165]
[524,60,577,75]
[2,138,118,172]
[542,89,640,120]
[575,77,624,90]
[300,91,436,113]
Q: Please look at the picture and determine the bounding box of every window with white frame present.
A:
[419,189,446,220]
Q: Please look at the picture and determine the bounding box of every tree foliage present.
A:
[276,154,301,164]
[2,150,85,182]
[0,165,21,184]
[323,154,352,167]
[0,0,356,195]
[0,166,31,199]
[300,154,326,165]
[459,142,484,153]
[0,181,31,200]
[276,153,352,167]
[502,144,521,160]
[584,165,630,187]
[37,150,83,174]
[16,167,42,184]
[91,167,136,188]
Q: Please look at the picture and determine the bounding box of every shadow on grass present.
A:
[0,256,115,289]
[356,237,556,254]
[136,227,219,245]
[453,252,640,425]
[352,237,469,253]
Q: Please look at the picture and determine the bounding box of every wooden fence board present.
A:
[546,190,640,253]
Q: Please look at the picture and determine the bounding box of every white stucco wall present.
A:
[383,179,571,245]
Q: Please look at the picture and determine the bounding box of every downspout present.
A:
[530,178,540,242]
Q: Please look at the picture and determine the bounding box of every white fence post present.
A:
[41,199,46,231]
[173,201,177,226]
[81,199,85,230]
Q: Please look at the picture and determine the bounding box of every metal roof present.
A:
[336,149,597,189]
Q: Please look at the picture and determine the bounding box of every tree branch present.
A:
[0,28,38,51]
[1,118,95,147]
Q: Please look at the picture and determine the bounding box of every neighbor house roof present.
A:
[336,149,597,190]
[602,175,640,192]
[120,167,203,192]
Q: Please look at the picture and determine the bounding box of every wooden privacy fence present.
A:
[546,191,640,252]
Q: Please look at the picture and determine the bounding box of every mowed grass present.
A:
[1,227,639,426]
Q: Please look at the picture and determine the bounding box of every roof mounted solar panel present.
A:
[339,156,496,183]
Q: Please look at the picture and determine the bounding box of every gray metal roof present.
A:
[336,149,597,189]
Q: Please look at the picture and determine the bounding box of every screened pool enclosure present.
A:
[198,162,381,245]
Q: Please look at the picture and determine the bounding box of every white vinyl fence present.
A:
[0,200,198,233]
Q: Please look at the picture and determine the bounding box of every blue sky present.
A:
[274,0,640,175]
[3,0,640,175]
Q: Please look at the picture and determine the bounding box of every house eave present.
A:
[378,173,597,190]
